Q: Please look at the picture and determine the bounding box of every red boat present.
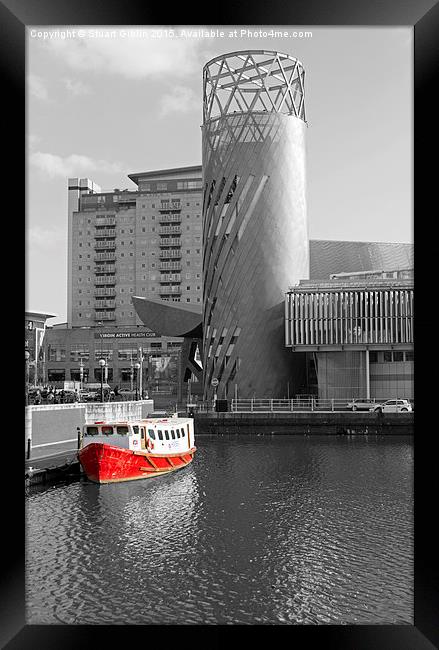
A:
[78,417,196,484]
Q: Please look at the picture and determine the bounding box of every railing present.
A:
[189,398,403,414]
[159,261,182,270]
[159,238,181,247]
[159,226,182,235]
[95,252,116,261]
[159,214,182,222]
[231,398,387,412]
[94,228,116,237]
[94,275,116,285]
[159,250,182,259]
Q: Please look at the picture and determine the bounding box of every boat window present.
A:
[180,428,185,437]
[158,430,163,441]
[176,429,180,438]
[102,426,113,436]
[132,425,139,435]
[117,426,129,435]
[86,426,99,436]
[148,429,156,440]
[164,430,170,440]
[140,427,145,439]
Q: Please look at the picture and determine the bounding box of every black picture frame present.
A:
[10,0,437,647]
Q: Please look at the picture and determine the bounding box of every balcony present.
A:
[159,286,182,296]
[94,288,116,297]
[94,311,116,321]
[159,238,181,247]
[94,241,116,250]
[160,274,181,283]
[95,216,116,227]
[95,264,116,274]
[95,299,116,309]
[159,226,181,235]
[159,249,182,259]
[159,261,182,271]
[159,213,182,223]
[94,228,116,238]
[95,252,116,262]
[94,275,116,285]
[159,202,181,212]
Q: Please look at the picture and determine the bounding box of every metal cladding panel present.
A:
[202,52,309,400]
[309,240,413,280]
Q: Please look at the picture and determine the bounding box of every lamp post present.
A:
[79,359,84,392]
[134,362,140,401]
[25,349,30,406]
[99,358,106,403]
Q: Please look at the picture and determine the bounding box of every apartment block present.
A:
[67,166,203,328]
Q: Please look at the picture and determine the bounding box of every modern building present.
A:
[45,167,204,399]
[285,272,414,400]
[67,166,203,328]
[44,323,184,398]
[201,50,309,400]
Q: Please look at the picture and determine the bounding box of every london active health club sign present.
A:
[94,331,158,339]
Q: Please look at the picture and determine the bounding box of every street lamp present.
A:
[99,358,106,403]
[25,349,30,406]
[79,359,84,392]
[134,363,140,400]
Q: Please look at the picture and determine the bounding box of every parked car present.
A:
[371,399,413,413]
[82,383,115,401]
[347,398,379,411]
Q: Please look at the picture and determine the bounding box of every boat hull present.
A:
[78,442,196,484]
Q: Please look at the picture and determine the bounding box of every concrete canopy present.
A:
[132,296,202,338]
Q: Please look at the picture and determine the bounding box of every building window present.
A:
[70,346,90,362]
[369,351,378,363]
[48,346,66,362]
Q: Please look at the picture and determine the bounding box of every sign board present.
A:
[94,331,157,339]
[64,381,81,391]
[211,378,219,387]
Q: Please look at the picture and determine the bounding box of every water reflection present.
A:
[26,435,413,625]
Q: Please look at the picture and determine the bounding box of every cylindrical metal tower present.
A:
[202,50,309,400]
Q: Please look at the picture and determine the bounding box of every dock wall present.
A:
[193,412,414,436]
[25,400,155,459]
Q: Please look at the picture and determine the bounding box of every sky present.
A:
[26,26,413,324]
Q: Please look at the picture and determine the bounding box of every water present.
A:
[25,434,413,625]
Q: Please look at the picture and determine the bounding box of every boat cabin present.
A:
[82,418,194,453]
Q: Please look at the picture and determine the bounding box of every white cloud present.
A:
[28,75,50,101]
[44,31,204,80]
[159,85,200,117]
[27,225,66,249]
[27,134,41,149]
[63,78,91,96]
[29,151,123,178]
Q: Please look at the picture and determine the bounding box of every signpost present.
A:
[211,377,218,409]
